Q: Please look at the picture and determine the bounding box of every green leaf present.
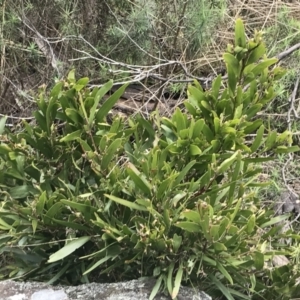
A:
[36,191,47,215]
[48,236,91,263]
[247,43,266,65]
[212,75,222,99]
[105,194,147,211]
[47,262,71,285]
[75,77,89,91]
[175,221,201,233]
[217,261,233,284]
[251,125,264,152]
[227,152,242,205]
[223,53,240,76]
[264,131,277,150]
[101,138,123,170]
[50,81,63,99]
[157,175,176,200]
[173,108,186,132]
[260,215,290,228]
[214,242,227,252]
[137,115,156,137]
[65,108,84,124]
[251,58,278,76]
[193,119,205,138]
[167,263,175,296]
[83,245,121,275]
[46,97,59,134]
[0,218,13,230]
[172,234,182,253]
[235,18,246,48]
[189,144,202,156]
[188,85,205,108]
[60,199,97,219]
[253,251,264,270]
[275,146,300,154]
[0,116,7,134]
[149,275,163,300]
[245,104,263,119]
[0,144,12,154]
[208,274,235,300]
[9,185,31,199]
[67,69,76,83]
[89,80,113,125]
[126,162,152,196]
[60,130,82,142]
[6,168,24,180]
[95,83,129,123]
[172,263,184,299]
[77,138,93,152]
[182,210,201,224]
[34,111,47,132]
[217,151,239,173]
[174,160,196,185]
[247,215,256,234]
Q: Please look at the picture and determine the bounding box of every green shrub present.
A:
[0,19,299,300]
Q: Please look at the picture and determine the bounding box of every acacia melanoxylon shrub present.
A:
[0,19,299,300]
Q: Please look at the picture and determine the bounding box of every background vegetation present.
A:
[1,0,300,299]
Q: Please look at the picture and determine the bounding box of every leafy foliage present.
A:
[0,19,300,300]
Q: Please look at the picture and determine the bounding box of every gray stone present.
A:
[0,279,211,300]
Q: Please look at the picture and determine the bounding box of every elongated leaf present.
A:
[9,185,31,199]
[209,275,235,300]
[251,58,278,76]
[34,111,47,132]
[175,221,201,233]
[275,145,300,154]
[217,151,239,173]
[251,125,264,152]
[36,191,47,215]
[217,262,233,284]
[188,85,205,108]
[95,83,129,123]
[65,108,84,124]
[235,18,246,48]
[247,43,266,65]
[149,275,163,300]
[212,75,222,99]
[260,214,290,228]
[157,175,176,200]
[182,210,201,224]
[48,236,91,263]
[253,251,264,270]
[173,108,186,132]
[101,138,123,170]
[89,80,113,125]
[60,130,82,142]
[190,144,202,156]
[223,53,240,76]
[174,160,196,186]
[75,77,89,91]
[105,194,147,211]
[172,263,184,299]
[126,162,152,196]
[167,262,175,296]
[264,130,277,150]
[0,218,13,230]
[0,116,7,135]
[193,119,205,138]
[227,152,242,205]
[47,262,71,285]
[137,115,156,137]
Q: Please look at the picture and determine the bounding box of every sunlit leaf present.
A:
[48,236,91,263]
